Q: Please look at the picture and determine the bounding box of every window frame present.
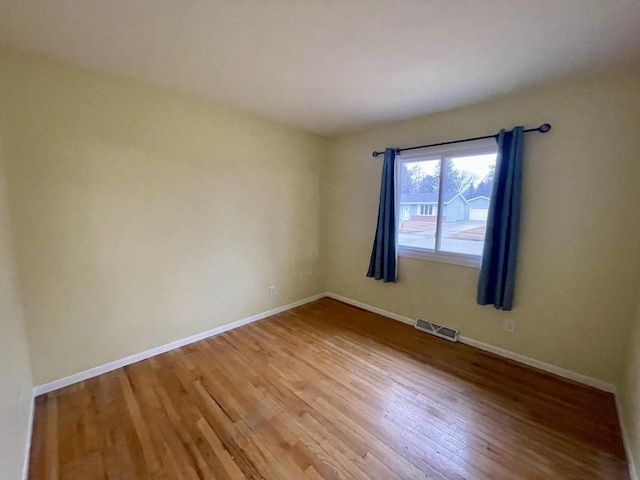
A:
[395,138,498,269]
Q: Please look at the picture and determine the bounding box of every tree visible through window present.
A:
[397,142,497,258]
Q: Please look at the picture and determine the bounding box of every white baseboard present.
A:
[30,290,630,477]
[34,289,619,397]
[22,393,35,480]
[326,292,416,325]
[33,293,326,396]
[615,394,639,480]
[457,336,616,393]
[325,292,616,394]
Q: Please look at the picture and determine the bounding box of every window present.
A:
[418,204,435,216]
[397,139,498,267]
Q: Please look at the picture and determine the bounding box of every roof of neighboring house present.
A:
[466,195,490,203]
[400,192,467,204]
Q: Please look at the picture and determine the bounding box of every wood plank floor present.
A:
[28,298,630,479]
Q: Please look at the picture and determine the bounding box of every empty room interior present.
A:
[2,1,640,479]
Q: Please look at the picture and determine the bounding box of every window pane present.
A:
[439,154,496,256]
[398,158,440,251]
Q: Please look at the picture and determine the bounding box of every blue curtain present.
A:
[477,127,524,310]
[367,148,398,282]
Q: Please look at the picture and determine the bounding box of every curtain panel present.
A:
[367,148,398,283]
[477,126,525,311]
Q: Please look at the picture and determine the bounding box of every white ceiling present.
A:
[1,0,639,135]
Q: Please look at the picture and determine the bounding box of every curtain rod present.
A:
[371,123,551,157]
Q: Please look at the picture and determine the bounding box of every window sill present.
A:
[398,246,481,269]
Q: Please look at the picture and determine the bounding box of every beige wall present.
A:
[325,70,640,386]
[0,47,326,385]
[2,46,640,478]
[0,134,33,478]
[620,284,640,479]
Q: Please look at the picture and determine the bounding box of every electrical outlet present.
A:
[268,286,278,297]
[503,318,516,333]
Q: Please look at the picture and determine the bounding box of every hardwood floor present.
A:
[28,298,630,479]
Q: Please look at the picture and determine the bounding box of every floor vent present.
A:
[415,319,459,342]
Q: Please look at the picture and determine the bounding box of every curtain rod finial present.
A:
[539,123,551,133]
[372,151,381,157]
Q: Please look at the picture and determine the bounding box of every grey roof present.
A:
[466,195,490,202]
[400,192,465,204]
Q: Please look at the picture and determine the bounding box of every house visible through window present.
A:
[397,139,498,263]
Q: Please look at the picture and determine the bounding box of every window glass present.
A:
[439,154,496,256]
[397,146,497,261]
[398,158,440,251]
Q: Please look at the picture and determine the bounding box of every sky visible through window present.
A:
[408,154,495,187]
